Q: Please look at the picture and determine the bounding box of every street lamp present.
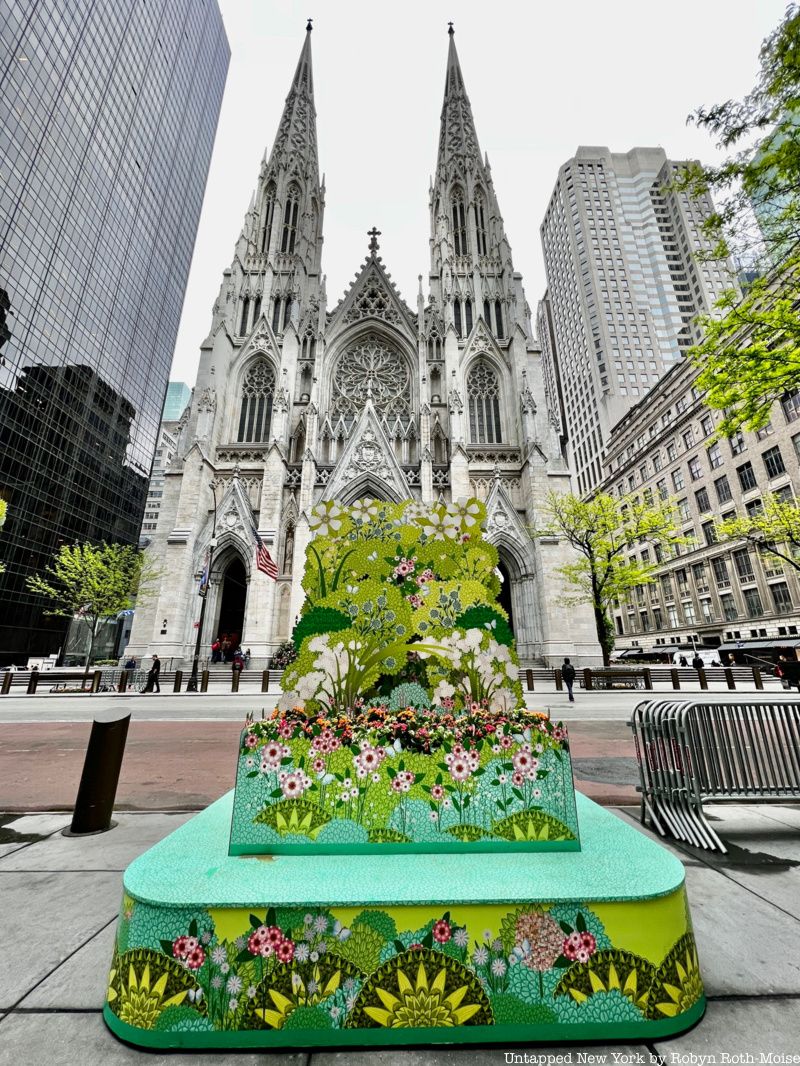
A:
[186,484,218,692]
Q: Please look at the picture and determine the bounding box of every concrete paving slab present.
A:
[0,812,192,871]
[312,1046,650,1066]
[0,1011,297,1064]
[18,922,118,1009]
[0,871,120,1008]
[686,864,800,994]
[4,814,72,835]
[654,995,800,1055]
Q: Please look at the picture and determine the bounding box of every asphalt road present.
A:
[1,688,793,813]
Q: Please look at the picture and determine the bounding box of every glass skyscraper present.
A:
[0,0,229,662]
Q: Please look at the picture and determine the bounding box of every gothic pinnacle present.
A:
[306,17,313,31]
[448,20,454,35]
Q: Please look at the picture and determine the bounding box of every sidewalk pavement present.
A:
[1,802,799,1065]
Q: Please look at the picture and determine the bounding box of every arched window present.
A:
[454,300,462,337]
[494,300,504,339]
[272,298,281,333]
[252,295,261,324]
[280,184,300,254]
[483,298,491,326]
[237,360,276,443]
[473,194,487,256]
[260,184,276,253]
[467,360,502,444]
[451,188,467,255]
[465,298,473,335]
[282,296,293,332]
[239,297,250,336]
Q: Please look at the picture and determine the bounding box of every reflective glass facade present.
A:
[0,0,229,661]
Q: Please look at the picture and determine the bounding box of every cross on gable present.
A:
[367,226,381,253]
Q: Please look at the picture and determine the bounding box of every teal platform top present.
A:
[123,791,684,909]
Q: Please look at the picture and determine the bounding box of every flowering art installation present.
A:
[229,497,579,853]
[102,494,705,1051]
[106,895,702,1040]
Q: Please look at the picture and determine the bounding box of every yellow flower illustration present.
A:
[651,939,703,1018]
[114,961,188,1029]
[350,950,492,1029]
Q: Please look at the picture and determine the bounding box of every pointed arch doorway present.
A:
[497,559,515,637]
[216,556,247,649]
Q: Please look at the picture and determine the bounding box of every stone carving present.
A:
[448,387,463,414]
[332,334,411,421]
[196,388,216,413]
[342,271,402,326]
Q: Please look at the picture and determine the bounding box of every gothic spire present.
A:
[266,23,318,180]
[436,24,482,179]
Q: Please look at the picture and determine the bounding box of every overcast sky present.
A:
[168,0,788,382]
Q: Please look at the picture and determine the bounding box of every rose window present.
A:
[332,334,411,421]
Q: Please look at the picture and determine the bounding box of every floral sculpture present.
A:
[229,498,579,853]
[280,497,520,718]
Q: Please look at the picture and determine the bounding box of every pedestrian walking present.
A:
[691,654,704,672]
[561,657,576,702]
[211,638,222,664]
[145,654,161,693]
[678,655,688,668]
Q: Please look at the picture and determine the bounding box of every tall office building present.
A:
[539,146,734,496]
[0,1,229,662]
[163,382,192,423]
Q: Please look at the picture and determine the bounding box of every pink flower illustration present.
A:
[276,938,295,963]
[172,936,191,959]
[312,757,325,773]
[430,783,445,800]
[515,912,563,972]
[449,757,472,782]
[432,919,452,943]
[185,946,206,970]
[511,771,524,787]
[244,733,258,748]
[281,771,311,799]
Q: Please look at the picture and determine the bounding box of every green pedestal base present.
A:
[104,792,705,1049]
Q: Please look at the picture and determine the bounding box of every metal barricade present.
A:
[630,697,800,853]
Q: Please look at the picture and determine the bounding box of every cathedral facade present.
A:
[126,25,601,668]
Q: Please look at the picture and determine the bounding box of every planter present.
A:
[229,710,580,854]
[103,791,704,1049]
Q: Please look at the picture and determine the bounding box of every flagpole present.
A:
[186,483,218,693]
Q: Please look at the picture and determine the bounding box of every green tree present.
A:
[716,496,800,573]
[26,542,152,683]
[678,4,800,435]
[531,493,684,665]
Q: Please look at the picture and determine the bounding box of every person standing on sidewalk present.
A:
[145,654,161,693]
[562,657,576,702]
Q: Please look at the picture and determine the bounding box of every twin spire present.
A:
[266,22,480,191]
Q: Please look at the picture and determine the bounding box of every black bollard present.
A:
[753,666,763,690]
[201,670,209,692]
[261,669,270,693]
[525,669,534,692]
[66,711,131,835]
[27,668,39,694]
[554,669,563,691]
[118,670,129,693]
[90,669,102,693]
[1,671,12,695]
[671,668,680,690]
[232,669,240,693]
[173,670,183,692]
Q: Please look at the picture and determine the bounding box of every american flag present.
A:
[251,525,278,580]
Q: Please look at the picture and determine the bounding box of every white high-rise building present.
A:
[539,146,735,496]
[125,25,602,669]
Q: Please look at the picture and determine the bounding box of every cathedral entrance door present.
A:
[497,560,515,636]
[216,556,247,653]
